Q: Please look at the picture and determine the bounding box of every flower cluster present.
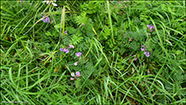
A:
[59,44,82,66]
[70,71,81,80]
[60,48,69,53]
[68,44,74,49]
[75,52,82,58]
[141,45,150,57]
[60,44,74,54]
[147,24,155,32]
[42,15,50,23]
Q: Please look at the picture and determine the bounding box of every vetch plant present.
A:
[60,48,69,53]
[59,44,82,66]
[144,51,150,57]
[64,31,67,34]
[133,54,138,61]
[68,44,74,49]
[75,52,82,58]
[42,15,50,23]
[141,45,150,57]
[70,71,81,80]
[147,24,155,32]
[2,1,185,104]
[81,23,85,27]
[62,48,69,53]
[140,45,145,51]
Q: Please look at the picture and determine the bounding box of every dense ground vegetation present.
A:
[1,0,186,104]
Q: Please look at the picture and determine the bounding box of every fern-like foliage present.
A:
[71,34,83,45]
[100,26,110,40]
[81,62,95,80]
[74,11,88,26]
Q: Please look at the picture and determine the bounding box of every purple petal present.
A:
[81,23,85,26]
[46,17,50,22]
[59,48,63,51]
[75,52,82,57]
[134,57,138,61]
[141,48,145,51]
[65,50,69,53]
[147,24,151,29]
[43,19,47,23]
[63,48,69,53]
[42,15,50,23]
[76,71,81,77]
[64,31,67,34]
[68,44,74,49]
[147,24,155,30]
[144,51,150,57]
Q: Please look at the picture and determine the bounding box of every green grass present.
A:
[1,0,186,104]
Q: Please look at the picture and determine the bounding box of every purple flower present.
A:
[59,48,63,51]
[75,52,82,58]
[147,24,155,30]
[141,45,150,57]
[64,31,67,34]
[70,71,81,80]
[76,71,81,77]
[60,48,69,53]
[144,51,150,57]
[147,24,151,29]
[68,44,74,49]
[42,15,50,23]
[63,48,69,53]
[81,23,85,26]
[141,45,146,51]
[134,57,138,61]
[125,33,127,35]
[141,48,145,51]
